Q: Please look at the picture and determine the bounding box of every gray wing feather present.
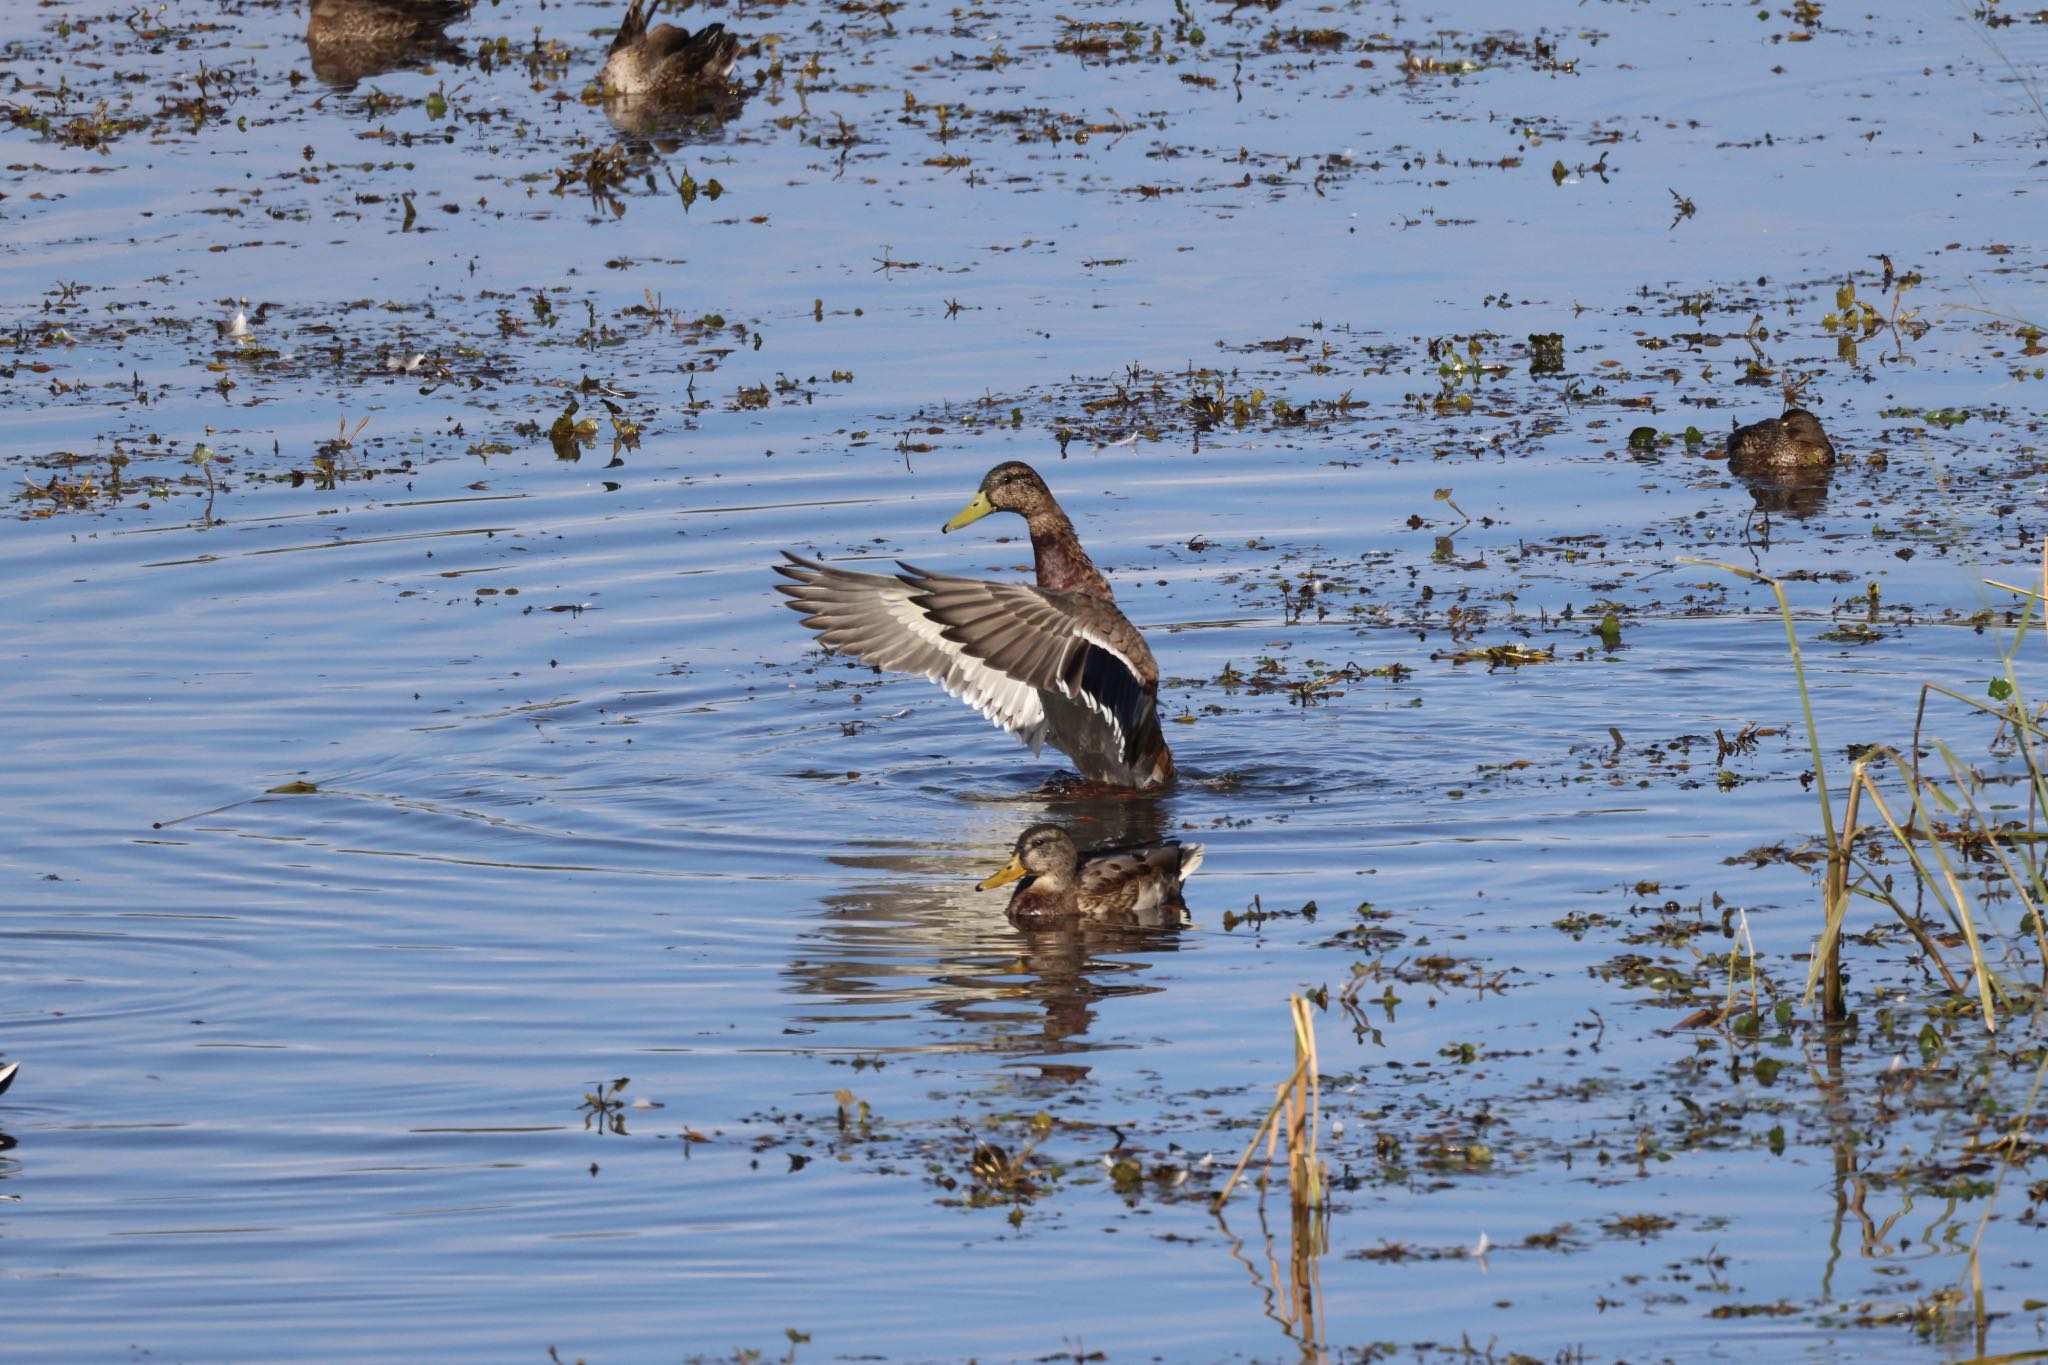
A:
[903,566,1156,755]
[775,554,1161,770]
[776,554,1049,750]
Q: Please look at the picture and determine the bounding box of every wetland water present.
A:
[5,0,2048,1359]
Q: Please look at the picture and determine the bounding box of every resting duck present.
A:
[306,0,469,87]
[978,824,1203,930]
[601,0,740,99]
[776,462,1174,789]
[1727,407,1836,474]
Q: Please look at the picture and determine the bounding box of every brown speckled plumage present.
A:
[601,0,740,99]
[978,824,1203,930]
[306,0,468,87]
[776,462,1174,789]
[1727,407,1836,474]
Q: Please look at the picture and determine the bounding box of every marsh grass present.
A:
[1686,545,2048,1346]
[1681,553,2048,1026]
[1680,557,1852,1019]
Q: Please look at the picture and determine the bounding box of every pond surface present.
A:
[6,0,2048,1359]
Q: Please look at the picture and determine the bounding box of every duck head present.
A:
[943,462,1057,533]
[976,823,1080,890]
[1779,408,1836,463]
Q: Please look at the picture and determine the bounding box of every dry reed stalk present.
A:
[1214,993,1327,1216]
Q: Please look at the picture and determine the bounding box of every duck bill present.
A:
[976,854,1028,891]
[942,490,995,534]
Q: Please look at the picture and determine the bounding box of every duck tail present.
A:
[1175,843,1205,879]
[612,0,648,50]
[690,21,741,80]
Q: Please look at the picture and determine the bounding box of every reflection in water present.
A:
[783,796,1190,1072]
[1215,995,1330,1361]
[306,0,470,88]
[1216,1200,1328,1361]
[1735,460,1835,524]
[601,85,748,146]
[1815,1030,1985,1352]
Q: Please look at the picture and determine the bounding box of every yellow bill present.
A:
[943,490,995,533]
[976,854,1028,890]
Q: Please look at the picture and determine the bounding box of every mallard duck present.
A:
[306,0,469,87]
[978,824,1203,929]
[601,0,740,99]
[1727,407,1836,474]
[775,462,1174,788]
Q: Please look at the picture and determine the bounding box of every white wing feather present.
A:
[780,559,1050,749]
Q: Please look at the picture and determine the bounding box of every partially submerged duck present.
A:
[1727,407,1836,474]
[977,824,1203,930]
[306,0,469,87]
[601,0,740,99]
[776,462,1174,789]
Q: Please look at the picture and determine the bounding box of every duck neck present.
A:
[1026,864,1073,893]
[1028,509,1114,599]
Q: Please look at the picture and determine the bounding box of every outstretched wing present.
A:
[775,554,1049,750]
[899,565,1159,767]
[774,554,1159,763]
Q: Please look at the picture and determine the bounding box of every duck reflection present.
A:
[602,83,748,144]
[784,795,1193,1073]
[1733,459,1836,523]
[306,0,469,88]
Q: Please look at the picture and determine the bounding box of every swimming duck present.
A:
[978,824,1203,930]
[306,0,469,87]
[776,462,1174,789]
[601,0,740,99]
[0,1061,16,1096]
[1727,407,1836,474]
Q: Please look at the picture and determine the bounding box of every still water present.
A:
[5,0,2048,1358]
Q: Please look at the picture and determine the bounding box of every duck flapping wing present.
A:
[776,553,1159,765]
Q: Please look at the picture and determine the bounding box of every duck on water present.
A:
[777,462,1174,790]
